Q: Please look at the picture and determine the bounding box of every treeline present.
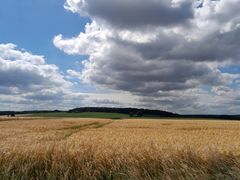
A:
[182,115,240,120]
[0,110,63,116]
[1,107,240,120]
[0,111,15,116]
[69,107,178,117]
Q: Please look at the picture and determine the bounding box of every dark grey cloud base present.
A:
[56,0,240,114]
[85,0,194,28]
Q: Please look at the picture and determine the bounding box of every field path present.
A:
[57,121,113,139]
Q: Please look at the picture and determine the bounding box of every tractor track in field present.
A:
[57,121,113,140]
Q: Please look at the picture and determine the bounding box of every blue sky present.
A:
[0,0,240,114]
[0,0,89,69]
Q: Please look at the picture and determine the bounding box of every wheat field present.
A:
[0,117,240,179]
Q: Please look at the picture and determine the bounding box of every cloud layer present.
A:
[0,43,140,111]
[0,43,70,93]
[64,0,194,28]
[53,0,240,114]
[0,43,84,110]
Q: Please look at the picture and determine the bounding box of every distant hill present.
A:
[1,107,240,120]
[68,107,178,117]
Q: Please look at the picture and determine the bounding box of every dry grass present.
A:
[0,117,240,179]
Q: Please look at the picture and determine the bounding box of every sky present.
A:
[0,0,240,114]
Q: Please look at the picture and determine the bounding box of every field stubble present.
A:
[0,117,240,179]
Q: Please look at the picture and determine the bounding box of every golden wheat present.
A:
[0,117,240,179]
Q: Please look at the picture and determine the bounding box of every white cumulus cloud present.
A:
[53,0,240,114]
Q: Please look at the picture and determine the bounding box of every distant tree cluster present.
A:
[129,111,143,117]
[68,107,178,117]
[0,111,15,116]
[0,110,63,117]
[1,107,239,120]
